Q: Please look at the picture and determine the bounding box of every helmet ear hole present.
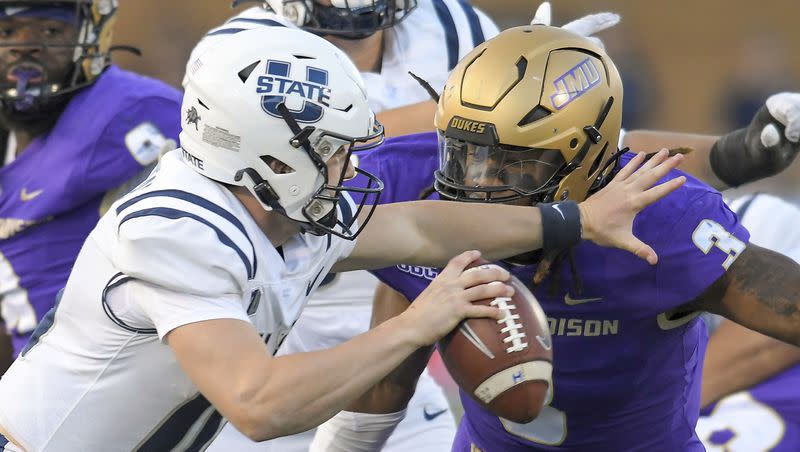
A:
[518,105,551,127]
[261,155,296,174]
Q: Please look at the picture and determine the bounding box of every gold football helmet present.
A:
[434,25,623,204]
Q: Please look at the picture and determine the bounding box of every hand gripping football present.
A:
[438,260,553,423]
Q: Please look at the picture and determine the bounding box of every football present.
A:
[438,259,553,423]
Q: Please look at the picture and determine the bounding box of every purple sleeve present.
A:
[371,263,436,303]
[346,132,439,205]
[655,191,750,311]
[83,95,182,195]
[348,134,440,300]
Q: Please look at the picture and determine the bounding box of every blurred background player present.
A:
[696,194,800,452]
[317,25,800,451]
[217,0,499,137]
[0,0,181,370]
[199,1,500,450]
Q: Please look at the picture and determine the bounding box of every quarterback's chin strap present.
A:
[309,409,407,452]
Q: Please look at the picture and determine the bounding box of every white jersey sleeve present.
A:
[112,190,256,297]
[105,151,266,339]
[107,278,249,342]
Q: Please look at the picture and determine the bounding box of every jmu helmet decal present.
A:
[549,57,601,110]
[257,60,331,123]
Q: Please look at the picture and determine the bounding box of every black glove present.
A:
[710,93,800,187]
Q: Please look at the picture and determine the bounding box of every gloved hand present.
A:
[765,92,800,143]
[530,1,620,49]
[710,92,800,187]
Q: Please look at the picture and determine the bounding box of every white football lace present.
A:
[492,297,529,353]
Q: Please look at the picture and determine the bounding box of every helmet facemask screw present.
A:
[285,4,300,23]
[319,142,332,156]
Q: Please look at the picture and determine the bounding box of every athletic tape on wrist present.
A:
[538,201,581,252]
[309,409,407,452]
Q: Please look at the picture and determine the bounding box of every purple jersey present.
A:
[351,132,750,451]
[698,363,800,451]
[0,66,181,356]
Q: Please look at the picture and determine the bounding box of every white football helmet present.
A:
[181,26,384,239]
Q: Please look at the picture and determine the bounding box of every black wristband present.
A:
[538,201,582,252]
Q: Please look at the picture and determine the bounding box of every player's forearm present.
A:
[349,283,430,414]
[406,201,544,267]
[339,201,547,271]
[348,345,432,414]
[692,245,800,348]
[249,315,422,440]
[701,320,800,407]
[622,130,724,189]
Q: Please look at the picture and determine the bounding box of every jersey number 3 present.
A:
[692,219,746,270]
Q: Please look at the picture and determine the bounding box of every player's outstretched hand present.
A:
[579,150,685,265]
[401,250,508,347]
[530,1,620,49]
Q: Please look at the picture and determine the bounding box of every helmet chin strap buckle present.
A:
[235,167,283,211]
[277,102,318,151]
[290,126,316,148]
[583,125,602,144]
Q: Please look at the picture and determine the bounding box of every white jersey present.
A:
[275,2,497,451]
[0,150,356,452]
[199,3,498,451]
[281,0,498,343]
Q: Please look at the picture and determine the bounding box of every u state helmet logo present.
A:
[257,59,332,123]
